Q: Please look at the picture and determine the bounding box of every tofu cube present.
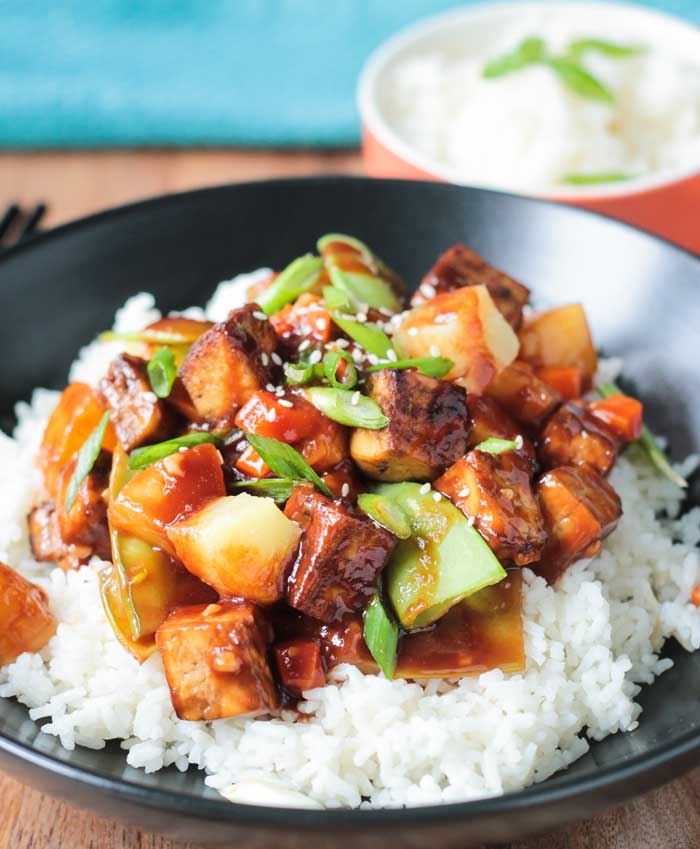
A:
[28,504,94,572]
[467,395,535,465]
[350,369,468,481]
[180,304,281,427]
[539,402,619,477]
[0,561,57,665]
[395,285,519,394]
[156,601,279,721]
[284,485,396,622]
[167,494,301,604]
[486,360,561,430]
[435,450,546,566]
[100,354,173,452]
[536,466,622,583]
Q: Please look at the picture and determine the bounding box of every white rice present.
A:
[1,278,699,809]
[382,15,700,189]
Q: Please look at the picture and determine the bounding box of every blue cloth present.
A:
[0,0,696,148]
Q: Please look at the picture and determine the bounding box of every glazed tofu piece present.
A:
[0,561,57,665]
[536,466,622,583]
[167,494,301,604]
[180,304,281,427]
[395,285,519,395]
[108,442,225,556]
[539,402,619,477]
[486,360,561,430]
[297,416,349,473]
[100,354,173,452]
[284,485,396,622]
[435,450,546,566]
[467,395,536,465]
[29,504,95,571]
[412,243,530,330]
[156,601,279,721]
[273,639,326,696]
[350,369,468,481]
[55,452,110,554]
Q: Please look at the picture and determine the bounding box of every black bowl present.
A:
[1,177,699,847]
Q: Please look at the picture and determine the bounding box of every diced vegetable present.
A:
[64,411,111,512]
[270,293,333,347]
[518,304,597,389]
[230,478,296,502]
[539,402,618,477]
[305,386,389,429]
[363,590,399,680]
[128,431,223,470]
[234,443,271,478]
[245,433,333,497]
[235,390,321,443]
[357,493,412,539]
[256,254,324,316]
[296,415,349,474]
[365,356,454,379]
[467,395,535,463]
[486,360,561,430]
[273,639,325,695]
[535,366,582,400]
[323,351,358,389]
[147,346,178,398]
[330,314,393,358]
[167,494,302,603]
[376,482,507,629]
[589,393,643,442]
[0,560,57,665]
[474,437,518,455]
[394,285,519,394]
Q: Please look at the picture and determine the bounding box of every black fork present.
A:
[0,203,47,250]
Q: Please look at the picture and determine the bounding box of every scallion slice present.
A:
[305,386,389,430]
[365,356,453,379]
[147,346,177,398]
[128,432,222,471]
[229,478,296,503]
[357,493,412,539]
[65,412,111,511]
[323,351,358,389]
[331,314,393,358]
[363,589,399,680]
[256,254,323,316]
[244,433,333,498]
[474,437,518,455]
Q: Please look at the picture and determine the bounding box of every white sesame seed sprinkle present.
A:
[335,338,349,348]
[253,311,268,321]
[421,283,437,299]
[387,348,397,362]
[515,435,524,449]
[278,398,293,408]
[352,348,364,364]
[271,352,282,366]
[308,349,322,365]
[429,345,440,358]
[298,339,311,352]
[407,326,418,337]
[143,391,159,404]
[351,391,360,406]
[341,482,350,497]
[458,487,471,498]
[432,491,442,503]
[260,352,269,367]
[266,383,276,392]
[316,318,327,331]
[367,354,380,366]
[378,307,393,317]
[266,407,277,421]
[356,312,368,323]
[235,440,248,452]
[467,516,476,527]
[419,482,431,495]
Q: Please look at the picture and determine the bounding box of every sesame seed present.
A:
[352,348,364,364]
[276,387,285,396]
[278,399,293,408]
[351,391,360,406]
[178,446,188,453]
[378,307,393,317]
[419,482,431,495]
[265,383,276,392]
[260,352,269,367]
[271,352,282,366]
[432,491,442,503]
[421,283,437,299]
[356,313,368,323]
[143,391,158,404]
[458,487,471,498]
[266,407,277,422]
[316,318,327,331]
[367,354,380,366]
[387,349,397,362]
[298,339,311,352]
[407,327,418,337]
[341,482,350,497]
[235,440,248,452]
[467,516,476,527]
[515,435,524,449]
[253,311,268,321]
[335,338,349,348]
[429,345,440,358]
[308,349,322,365]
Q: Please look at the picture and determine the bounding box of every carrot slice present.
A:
[535,366,582,401]
[589,394,643,442]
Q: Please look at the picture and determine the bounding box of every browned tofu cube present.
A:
[284,485,396,622]
[28,504,94,571]
[539,402,619,477]
[435,450,546,566]
[486,360,561,430]
[350,369,468,481]
[100,354,173,451]
[412,243,530,330]
[55,452,110,556]
[297,415,349,473]
[180,304,281,427]
[536,466,622,583]
[156,601,279,721]
[467,395,536,465]
[0,561,57,665]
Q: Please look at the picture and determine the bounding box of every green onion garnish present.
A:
[256,254,324,317]
[100,329,194,346]
[323,351,358,389]
[65,412,111,511]
[229,478,296,503]
[567,38,646,60]
[597,382,687,488]
[322,285,355,314]
[128,432,222,471]
[561,172,636,185]
[365,356,453,380]
[284,361,322,386]
[546,57,614,103]
[483,36,546,78]
[305,387,389,430]
[363,589,399,680]
[357,493,412,539]
[331,314,394,358]
[147,346,177,399]
[474,437,519,455]
[244,433,333,498]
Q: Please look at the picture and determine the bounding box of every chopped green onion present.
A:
[284,361,319,386]
[365,356,453,379]
[147,346,177,399]
[546,57,614,103]
[475,437,518,455]
[317,233,376,264]
[328,267,402,313]
[256,254,323,316]
[306,387,389,430]
[100,329,193,346]
[128,432,221,471]
[323,351,358,389]
[244,433,333,498]
[597,382,687,488]
[358,493,412,539]
[483,36,546,78]
[65,412,111,511]
[567,38,646,60]
[322,285,355,313]
[331,314,394,358]
[561,172,636,185]
[363,589,399,680]
[229,478,296,503]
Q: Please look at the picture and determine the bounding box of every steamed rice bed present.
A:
[1,274,699,809]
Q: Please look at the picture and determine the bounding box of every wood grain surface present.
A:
[0,148,698,849]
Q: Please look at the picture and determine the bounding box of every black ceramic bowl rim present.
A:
[1,176,699,831]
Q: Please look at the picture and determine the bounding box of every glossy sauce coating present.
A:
[0,561,57,665]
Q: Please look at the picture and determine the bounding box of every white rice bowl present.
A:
[1,276,699,810]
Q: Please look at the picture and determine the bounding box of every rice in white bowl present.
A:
[381,14,700,190]
[1,277,699,809]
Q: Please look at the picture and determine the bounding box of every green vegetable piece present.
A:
[322,285,355,313]
[376,482,507,629]
[100,329,197,346]
[65,411,111,512]
[229,478,296,503]
[331,314,394,358]
[475,437,518,455]
[147,346,177,399]
[597,382,687,488]
[357,493,412,539]
[306,386,389,430]
[128,431,221,470]
[365,356,454,379]
[284,361,318,386]
[317,233,377,260]
[323,350,358,389]
[482,36,546,78]
[256,254,323,316]
[561,172,636,185]
[567,38,646,60]
[245,432,333,498]
[363,590,399,680]
[546,57,614,103]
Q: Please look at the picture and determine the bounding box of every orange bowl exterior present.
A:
[362,127,700,254]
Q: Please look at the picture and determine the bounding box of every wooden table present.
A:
[1,148,698,849]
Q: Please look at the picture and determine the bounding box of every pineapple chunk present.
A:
[0,561,57,665]
[166,494,301,604]
[395,285,519,394]
[518,304,598,389]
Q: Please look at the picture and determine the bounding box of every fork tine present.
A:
[17,203,47,242]
[0,204,20,243]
